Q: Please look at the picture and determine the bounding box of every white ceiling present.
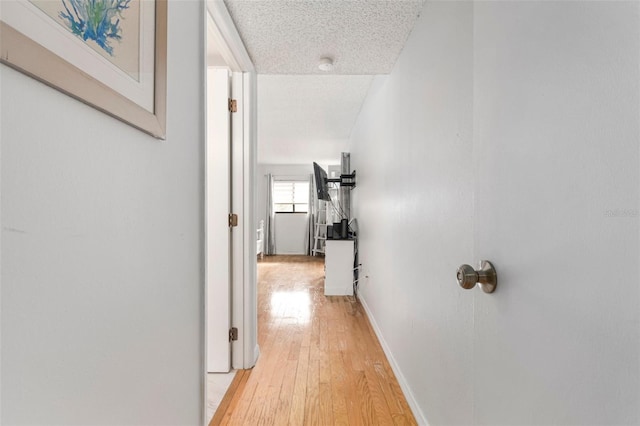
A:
[223,0,425,164]
[258,74,374,165]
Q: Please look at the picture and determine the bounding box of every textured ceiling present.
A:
[257,75,374,164]
[223,0,425,164]
[224,0,424,74]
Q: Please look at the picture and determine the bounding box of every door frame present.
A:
[204,0,258,391]
[206,67,232,373]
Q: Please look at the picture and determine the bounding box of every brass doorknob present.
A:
[456,261,497,293]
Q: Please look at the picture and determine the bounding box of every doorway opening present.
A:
[203,2,258,425]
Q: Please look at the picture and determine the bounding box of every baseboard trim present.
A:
[359,294,430,426]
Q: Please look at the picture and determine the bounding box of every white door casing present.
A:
[206,0,258,373]
[206,67,231,373]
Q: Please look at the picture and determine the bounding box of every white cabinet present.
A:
[324,239,355,296]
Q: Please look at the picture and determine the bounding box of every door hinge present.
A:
[228,213,238,227]
[229,327,238,341]
[228,98,237,113]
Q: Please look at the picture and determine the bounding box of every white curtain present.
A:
[265,174,276,255]
[304,173,315,255]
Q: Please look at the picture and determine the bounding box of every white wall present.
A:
[256,164,314,255]
[350,1,639,425]
[274,213,308,255]
[0,2,205,424]
[350,2,474,423]
[256,163,312,227]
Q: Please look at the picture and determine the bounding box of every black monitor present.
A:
[313,162,331,201]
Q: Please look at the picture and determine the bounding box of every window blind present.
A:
[273,180,309,213]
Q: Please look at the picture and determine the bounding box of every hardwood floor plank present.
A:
[328,350,350,426]
[383,361,416,418]
[365,366,396,425]
[303,357,321,425]
[373,362,406,416]
[393,414,415,426]
[211,255,417,426]
[356,371,378,425]
[223,367,260,424]
[288,343,310,425]
[214,369,251,426]
[318,382,335,425]
[272,359,297,425]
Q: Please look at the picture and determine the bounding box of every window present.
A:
[273,180,309,213]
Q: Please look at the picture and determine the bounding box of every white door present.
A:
[472,2,638,423]
[207,68,232,373]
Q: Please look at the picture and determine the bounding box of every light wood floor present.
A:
[210,255,416,425]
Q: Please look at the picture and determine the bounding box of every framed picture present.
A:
[0,0,167,139]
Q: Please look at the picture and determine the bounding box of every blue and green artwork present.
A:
[59,0,131,56]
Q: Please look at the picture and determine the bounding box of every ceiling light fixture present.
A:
[318,57,334,72]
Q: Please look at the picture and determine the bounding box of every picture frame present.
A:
[0,0,167,139]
